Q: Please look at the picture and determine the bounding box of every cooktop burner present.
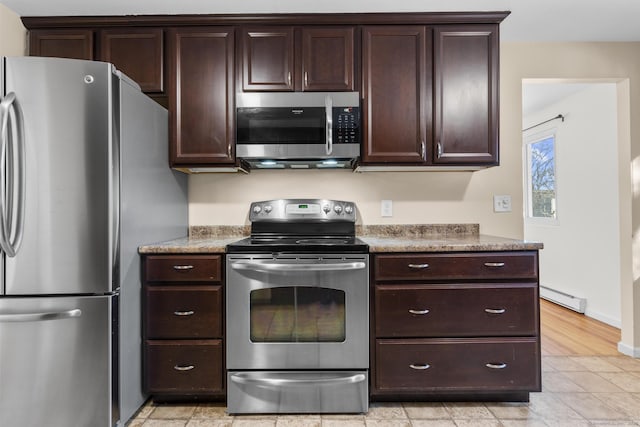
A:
[226,199,369,254]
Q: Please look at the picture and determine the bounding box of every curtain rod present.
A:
[522,114,565,132]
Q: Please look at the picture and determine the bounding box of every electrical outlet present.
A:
[493,195,512,213]
[381,200,393,217]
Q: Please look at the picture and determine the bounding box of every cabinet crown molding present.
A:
[22,11,510,29]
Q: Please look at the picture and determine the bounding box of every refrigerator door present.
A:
[2,57,116,295]
[0,295,113,427]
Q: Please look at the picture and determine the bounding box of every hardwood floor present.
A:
[540,298,621,356]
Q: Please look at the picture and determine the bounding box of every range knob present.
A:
[334,205,343,214]
[323,204,331,214]
[252,205,262,214]
[344,205,354,214]
[264,205,273,213]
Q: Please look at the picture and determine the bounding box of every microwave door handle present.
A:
[325,95,333,155]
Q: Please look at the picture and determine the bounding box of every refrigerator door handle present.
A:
[0,92,26,258]
[0,308,82,323]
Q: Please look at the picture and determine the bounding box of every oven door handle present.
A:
[230,260,366,272]
[229,372,366,387]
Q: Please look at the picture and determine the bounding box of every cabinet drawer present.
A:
[145,286,222,339]
[375,284,538,337]
[374,252,537,281]
[375,338,540,392]
[145,340,224,394]
[145,255,221,283]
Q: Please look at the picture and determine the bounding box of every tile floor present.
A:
[127,355,640,427]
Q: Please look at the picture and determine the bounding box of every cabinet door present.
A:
[434,25,499,165]
[361,26,431,164]
[29,29,94,60]
[301,27,354,91]
[241,27,294,91]
[99,28,164,93]
[168,27,235,166]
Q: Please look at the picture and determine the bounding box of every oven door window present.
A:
[250,287,345,342]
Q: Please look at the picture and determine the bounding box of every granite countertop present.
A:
[138,224,543,254]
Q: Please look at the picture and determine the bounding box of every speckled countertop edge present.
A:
[138,224,543,254]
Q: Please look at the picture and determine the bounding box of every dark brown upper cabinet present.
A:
[29,29,94,60]
[241,27,294,91]
[301,27,354,91]
[240,26,355,92]
[99,28,164,93]
[361,26,432,164]
[168,27,236,166]
[433,25,499,166]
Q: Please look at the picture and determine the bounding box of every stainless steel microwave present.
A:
[236,92,361,169]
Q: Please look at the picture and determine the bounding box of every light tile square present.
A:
[149,405,197,420]
[402,402,449,419]
[442,402,495,419]
[557,393,629,420]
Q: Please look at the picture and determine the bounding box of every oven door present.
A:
[226,254,369,370]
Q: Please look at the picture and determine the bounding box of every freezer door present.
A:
[0,295,114,427]
[3,57,116,295]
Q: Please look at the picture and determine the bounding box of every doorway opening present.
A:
[522,80,631,343]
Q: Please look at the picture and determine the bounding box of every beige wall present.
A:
[0,3,26,56]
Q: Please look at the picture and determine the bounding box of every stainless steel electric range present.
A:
[226,199,369,414]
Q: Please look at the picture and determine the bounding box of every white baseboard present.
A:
[584,309,622,328]
[618,341,640,358]
[540,285,586,313]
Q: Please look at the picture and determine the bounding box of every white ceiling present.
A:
[2,0,640,42]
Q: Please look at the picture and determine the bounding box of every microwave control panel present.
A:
[334,107,360,144]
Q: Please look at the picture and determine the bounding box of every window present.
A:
[525,132,557,220]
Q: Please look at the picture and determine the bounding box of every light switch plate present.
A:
[381,200,393,217]
[493,195,512,212]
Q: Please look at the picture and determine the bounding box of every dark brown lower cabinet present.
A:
[371,251,541,401]
[145,340,224,394]
[142,254,225,400]
[375,338,539,392]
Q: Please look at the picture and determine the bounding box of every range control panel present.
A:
[249,199,356,222]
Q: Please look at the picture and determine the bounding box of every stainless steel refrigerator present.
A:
[0,57,188,427]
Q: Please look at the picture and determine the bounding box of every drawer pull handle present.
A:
[486,363,507,369]
[408,309,430,315]
[409,363,431,370]
[174,365,195,371]
[173,265,194,271]
[408,263,429,269]
[174,310,195,316]
[484,308,506,314]
[484,262,505,268]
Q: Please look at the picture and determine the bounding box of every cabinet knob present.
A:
[408,263,429,269]
[173,310,195,316]
[173,365,195,371]
[484,262,505,268]
[485,363,507,370]
[409,363,431,370]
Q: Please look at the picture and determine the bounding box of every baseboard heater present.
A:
[540,286,587,313]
